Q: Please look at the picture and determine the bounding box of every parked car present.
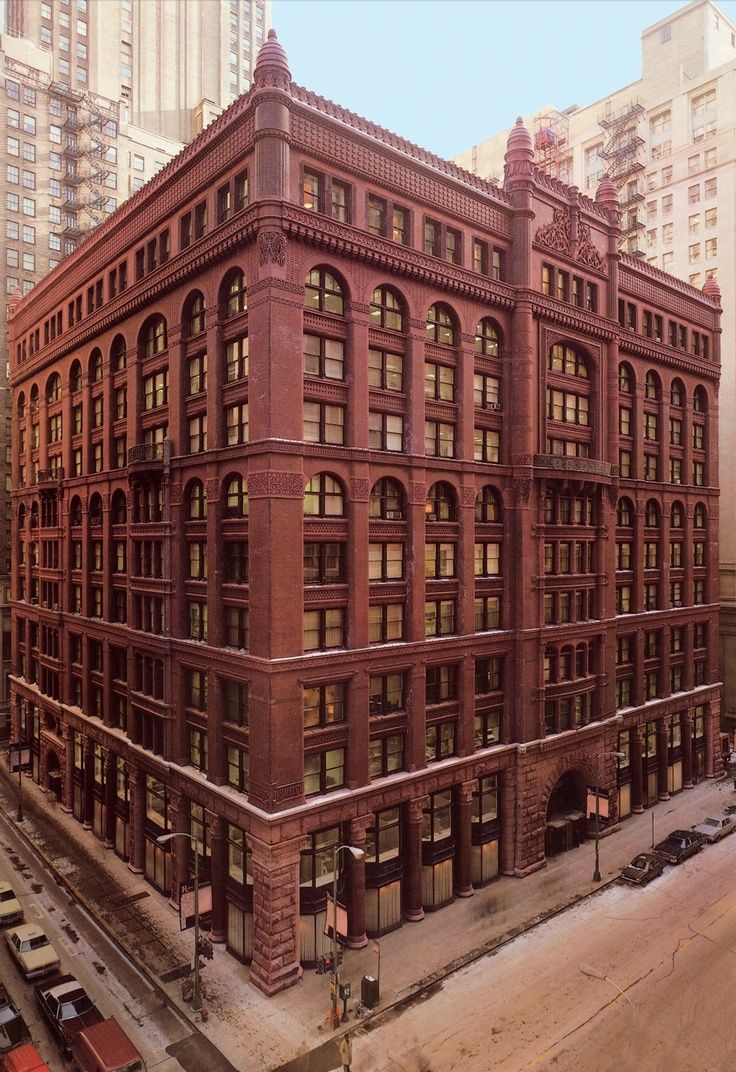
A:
[621,851,665,885]
[1,1043,51,1072]
[34,975,104,1058]
[653,829,705,864]
[71,1018,146,1072]
[692,815,736,843]
[0,983,31,1055]
[0,885,23,928]
[4,925,60,981]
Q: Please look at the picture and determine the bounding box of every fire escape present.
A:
[598,98,646,255]
[52,82,119,247]
[533,112,571,183]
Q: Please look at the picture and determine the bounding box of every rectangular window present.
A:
[303,401,344,445]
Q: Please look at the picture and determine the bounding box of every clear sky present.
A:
[272,0,736,160]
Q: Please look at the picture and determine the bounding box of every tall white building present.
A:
[456,0,736,725]
[0,0,270,737]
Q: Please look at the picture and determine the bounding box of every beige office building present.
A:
[456,0,736,726]
[0,0,269,737]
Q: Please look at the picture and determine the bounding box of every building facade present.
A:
[0,0,270,737]
[455,0,736,726]
[8,32,722,996]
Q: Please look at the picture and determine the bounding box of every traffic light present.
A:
[336,947,343,967]
[197,937,214,961]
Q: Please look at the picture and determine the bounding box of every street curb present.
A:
[0,768,213,1058]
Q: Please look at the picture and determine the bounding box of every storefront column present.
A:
[657,717,670,801]
[347,815,371,949]
[104,750,116,848]
[630,726,643,813]
[206,810,228,944]
[249,835,303,996]
[402,797,427,923]
[499,767,516,875]
[682,710,694,789]
[705,697,720,777]
[83,737,95,829]
[168,788,188,905]
[127,766,145,875]
[454,781,475,898]
[61,723,74,814]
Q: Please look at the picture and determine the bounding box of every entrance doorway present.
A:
[46,751,62,803]
[545,769,586,859]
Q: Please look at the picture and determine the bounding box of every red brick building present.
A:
[8,32,722,995]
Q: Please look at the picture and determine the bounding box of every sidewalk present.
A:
[1,765,732,1072]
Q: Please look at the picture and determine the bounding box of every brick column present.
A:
[347,670,369,790]
[168,787,189,905]
[62,723,74,814]
[347,815,371,949]
[630,725,643,813]
[127,765,146,874]
[206,669,225,786]
[82,739,94,827]
[682,709,694,789]
[104,749,116,848]
[405,662,426,773]
[249,835,303,996]
[406,482,427,642]
[402,797,426,923]
[657,717,670,801]
[456,653,475,757]
[454,781,475,898]
[207,810,228,944]
[499,767,516,875]
[348,476,370,650]
[205,480,224,648]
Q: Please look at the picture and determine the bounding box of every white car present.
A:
[5,923,60,980]
[0,883,23,927]
[692,815,736,843]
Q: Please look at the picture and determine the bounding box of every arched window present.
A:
[89,348,103,383]
[17,504,26,527]
[46,373,62,403]
[69,360,83,392]
[644,370,660,400]
[222,270,247,318]
[111,489,127,525]
[475,318,500,357]
[29,384,39,412]
[618,363,633,393]
[224,475,249,518]
[693,386,707,413]
[184,291,206,336]
[89,492,103,526]
[475,486,501,523]
[426,303,455,345]
[616,498,633,527]
[559,646,573,680]
[644,499,660,528]
[671,501,684,529]
[694,502,707,529]
[304,473,344,517]
[426,481,456,522]
[30,502,39,528]
[548,343,588,379]
[369,478,404,520]
[141,316,167,357]
[670,379,684,407]
[17,393,25,419]
[305,267,344,315]
[70,496,83,526]
[186,480,207,520]
[110,335,126,372]
[370,286,404,331]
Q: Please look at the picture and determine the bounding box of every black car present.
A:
[621,851,665,885]
[653,829,705,864]
[34,974,104,1057]
[0,981,32,1054]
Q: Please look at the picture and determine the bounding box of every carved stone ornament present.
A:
[511,479,533,506]
[534,208,571,255]
[205,478,220,503]
[410,482,427,506]
[258,229,287,267]
[170,482,182,506]
[576,222,605,273]
[606,481,620,509]
[350,478,370,502]
[247,470,304,498]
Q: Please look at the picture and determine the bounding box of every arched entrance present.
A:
[45,750,62,803]
[545,769,587,859]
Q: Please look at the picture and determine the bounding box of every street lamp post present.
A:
[330,844,365,1029]
[593,751,626,883]
[157,832,202,1011]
